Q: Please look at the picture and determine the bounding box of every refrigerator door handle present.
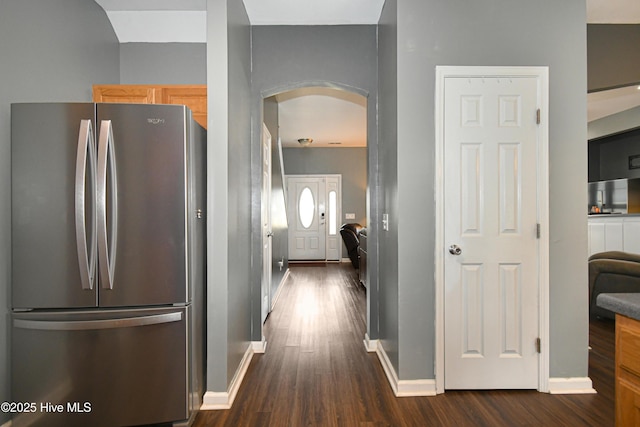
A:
[75,120,96,290]
[97,120,118,290]
[13,311,182,331]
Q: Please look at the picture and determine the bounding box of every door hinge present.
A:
[535,337,541,353]
[536,223,541,239]
[536,108,541,125]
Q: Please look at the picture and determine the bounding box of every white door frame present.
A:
[434,66,549,393]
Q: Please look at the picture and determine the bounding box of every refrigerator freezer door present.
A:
[12,103,98,309]
[11,307,190,427]
[96,119,118,291]
[96,103,191,307]
[75,120,97,292]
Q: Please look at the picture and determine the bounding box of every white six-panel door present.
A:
[443,75,541,389]
[261,124,272,323]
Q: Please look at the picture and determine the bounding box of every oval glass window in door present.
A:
[299,187,315,229]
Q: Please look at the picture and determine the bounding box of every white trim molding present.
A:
[270,268,290,311]
[434,66,550,393]
[201,343,257,410]
[363,333,378,353]
[252,338,267,354]
[548,377,597,395]
[375,341,437,397]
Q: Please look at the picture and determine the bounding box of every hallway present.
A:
[194,263,614,426]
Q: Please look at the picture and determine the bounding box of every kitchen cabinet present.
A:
[93,85,207,129]
[161,87,207,130]
[92,85,159,104]
[597,294,640,427]
[588,216,640,255]
[616,314,640,426]
[623,219,640,254]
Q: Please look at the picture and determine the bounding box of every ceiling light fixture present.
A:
[298,138,313,146]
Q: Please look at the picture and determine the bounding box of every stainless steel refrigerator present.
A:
[11,103,206,427]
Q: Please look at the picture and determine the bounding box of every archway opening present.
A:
[260,84,369,338]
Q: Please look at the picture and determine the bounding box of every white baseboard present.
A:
[548,377,596,394]
[201,342,258,410]
[271,269,290,311]
[252,338,267,354]
[375,341,437,397]
[396,379,438,397]
[363,334,378,353]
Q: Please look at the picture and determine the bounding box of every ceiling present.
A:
[588,84,640,122]
[95,0,386,42]
[587,0,640,23]
[95,0,640,145]
[275,88,367,148]
[586,0,640,123]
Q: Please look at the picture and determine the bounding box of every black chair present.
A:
[340,223,362,269]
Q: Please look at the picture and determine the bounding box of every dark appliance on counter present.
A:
[11,103,206,427]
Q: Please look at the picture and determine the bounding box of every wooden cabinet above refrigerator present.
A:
[93,84,207,129]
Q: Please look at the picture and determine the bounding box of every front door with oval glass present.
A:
[287,175,341,261]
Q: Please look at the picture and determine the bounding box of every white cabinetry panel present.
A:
[588,216,640,255]
[588,222,605,255]
[623,218,640,254]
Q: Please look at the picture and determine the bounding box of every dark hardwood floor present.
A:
[193,263,615,426]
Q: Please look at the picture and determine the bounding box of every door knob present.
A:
[449,244,462,255]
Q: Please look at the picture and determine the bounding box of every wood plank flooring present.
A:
[193,263,615,426]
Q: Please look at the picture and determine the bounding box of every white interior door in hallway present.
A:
[261,124,272,324]
[437,68,549,390]
[287,175,342,261]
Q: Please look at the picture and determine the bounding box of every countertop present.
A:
[597,293,640,321]
[588,213,640,217]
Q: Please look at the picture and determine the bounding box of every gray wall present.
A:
[0,0,119,422]
[0,0,593,409]
[283,147,367,229]
[588,108,640,182]
[591,129,640,181]
[206,0,252,391]
[386,0,588,381]
[588,24,640,92]
[264,96,289,306]
[250,25,380,341]
[377,0,400,376]
[119,43,206,84]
